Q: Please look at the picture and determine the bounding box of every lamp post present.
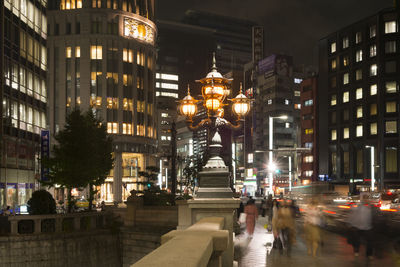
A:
[268,115,288,195]
[177,53,252,198]
[366,145,375,192]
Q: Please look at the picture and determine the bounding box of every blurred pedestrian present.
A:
[244,198,258,238]
[272,200,280,247]
[261,197,267,217]
[304,200,321,257]
[277,200,296,255]
[347,194,374,259]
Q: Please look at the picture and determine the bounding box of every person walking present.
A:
[304,200,321,257]
[271,200,280,247]
[244,198,258,238]
[277,200,296,255]
[347,194,375,259]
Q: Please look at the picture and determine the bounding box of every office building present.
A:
[318,7,400,192]
[1,0,48,208]
[47,0,157,202]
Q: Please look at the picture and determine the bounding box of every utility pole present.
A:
[171,121,177,197]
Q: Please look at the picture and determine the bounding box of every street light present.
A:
[268,115,288,196]
[366,145,375,192]
[177,53,253,198]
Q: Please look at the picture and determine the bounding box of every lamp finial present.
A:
[212,52,217,71]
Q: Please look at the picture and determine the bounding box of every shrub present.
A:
[27,190,57,215]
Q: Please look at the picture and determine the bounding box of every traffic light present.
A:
[147,183,151,188]
[275,169,281,174]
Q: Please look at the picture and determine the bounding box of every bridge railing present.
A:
[132,216,229,267]
[0,211,108,235]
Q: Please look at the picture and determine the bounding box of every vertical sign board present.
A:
[41,130,50,181]
[252,26,264,64]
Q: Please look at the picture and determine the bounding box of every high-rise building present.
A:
[318,7,400,192]
[300,76,319,184]
[47,0,157,203]
[182,10,256,74]
[251,54,299,195]
[1,0,48,209]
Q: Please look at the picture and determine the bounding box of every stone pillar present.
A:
[125,190,143,226]
[186,198,240,267]
[176,200,191,230]
[113,151,123,203]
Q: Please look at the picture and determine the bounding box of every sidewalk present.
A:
[234,216,398,267]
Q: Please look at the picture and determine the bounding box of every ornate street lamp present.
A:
[177,53,252,198]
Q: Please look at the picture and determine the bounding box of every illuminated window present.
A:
[331,130,337,141]
[160,92,178,98]
[343,73,349,84]
[356,88,363,100]
[305,171,313,177]
[370,45,377,57]
[386,81,397,93]
[370,103,377,115]
[385,41,396,53]
[385,121,397,134]
[370,25,376,38]
[356,125,363,137]
[137,101,145,112]
[386,101,397,113]
[137,125,145,136]
[356,106,363,118]
[90,45,102,59]
[355,32,362,44]
[342,37,349,48]
[123,98,133,111]
[305,128,313,135]
[370,84,377,95]
[343,91,349,103]
[370,122,377,135]
[107,122,118,134]
[304,99,313,106]
[330,42,336,53]
[331,59,336,70]
[75,46,80,58]
[122,123,132,135]
[161,73,179,81]
[331,95,337,106]
[92,0,102,8]
[343,128,349,139]
[161,113,168,118]
[268,99,272,105]
[370,64,377,76]
[385,21,398,34]
[106,97,118,109]
[304,156,313,163]
[355,49,363,62]
[123,48,133,63]
[355,69,362,80]
[161,83,178,90]
[343,55,349,67]
[66,47,72,58]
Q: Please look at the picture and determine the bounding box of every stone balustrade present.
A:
[132,217,229,267]
[0,211,107,235]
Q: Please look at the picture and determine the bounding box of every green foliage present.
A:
[27,190,57,215]
[42,109,114,212]
[137,166,159,193]
[142,189,175,206]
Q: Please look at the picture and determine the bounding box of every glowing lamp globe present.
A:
[179,85,198,119]
[230,84,251,117]
[205,98,221,112]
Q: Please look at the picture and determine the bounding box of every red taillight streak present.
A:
[338,205,351,209]
[323,210,336,215]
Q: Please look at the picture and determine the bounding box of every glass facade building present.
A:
[47,0,157,203]
[1,0,48,209]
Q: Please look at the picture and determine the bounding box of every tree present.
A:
[42,109,113,212]
[27,190,56,215]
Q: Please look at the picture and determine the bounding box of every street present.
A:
[234,215,399,267]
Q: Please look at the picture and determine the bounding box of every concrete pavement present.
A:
[234,215,399,267]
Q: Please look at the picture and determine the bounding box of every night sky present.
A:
[156,0,394,67]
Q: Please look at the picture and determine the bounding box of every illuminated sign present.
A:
[124,17,156,45]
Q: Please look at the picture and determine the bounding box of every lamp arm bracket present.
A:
[186,118,212,131]
[215,117,243,130]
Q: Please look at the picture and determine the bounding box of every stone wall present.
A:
[0,229,120,267]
